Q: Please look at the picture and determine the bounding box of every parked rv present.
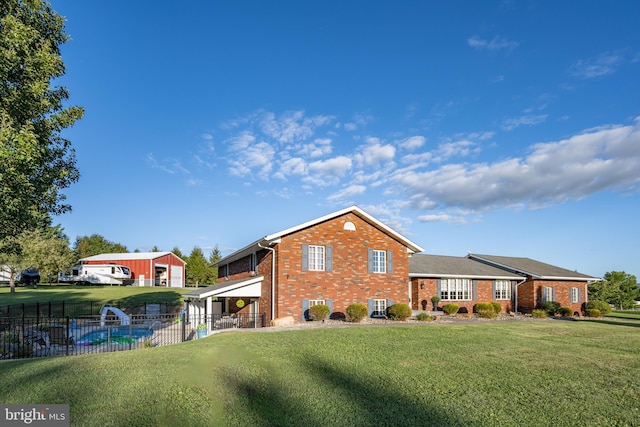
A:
[58,264,134,286]
[17,268,40,287]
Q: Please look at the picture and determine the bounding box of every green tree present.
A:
[589,271,638,310]
[171,246,184,260]
[208,245,222,283]
[186,246,212,287]
[0,0,83,240]
[73,234,127,260]
[0,228,72,292]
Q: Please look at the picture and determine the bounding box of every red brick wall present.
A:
[411,277,514,313]
[273,212,411,320]
[519,279,588,314]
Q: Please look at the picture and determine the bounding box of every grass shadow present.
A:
[582,318,640,328]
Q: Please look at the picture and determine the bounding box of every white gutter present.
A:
[258,240,278,321]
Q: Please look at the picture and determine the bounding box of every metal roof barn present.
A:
[79,252,186,287]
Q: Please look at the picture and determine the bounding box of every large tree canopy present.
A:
[0,227,72,292]
[73,234,128,260]
[589,271,639,310]
[0,0,83,240]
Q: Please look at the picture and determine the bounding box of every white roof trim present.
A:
[263,205,424,252]
[183,276,264,299]
[217,206,424,266]
[409,273,523,280]
[80,252,186,264]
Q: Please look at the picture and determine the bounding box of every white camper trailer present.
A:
[59,264,133,285]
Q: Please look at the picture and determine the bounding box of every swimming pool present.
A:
[76,327,153,346]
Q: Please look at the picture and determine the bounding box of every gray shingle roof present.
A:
[409,254,523,279]
[467,254,599,280]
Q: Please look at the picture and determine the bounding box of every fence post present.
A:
[36,302,40,326]
[65,316,70,356]
[62,300,65,317]
[129,318,133,351]
[48,301,52,318]
[181,310,185,342]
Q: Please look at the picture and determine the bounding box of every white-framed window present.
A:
[309,299,325,308]
[372,250,386,273]
[308,245,325,271]
[440,278,472,300]
[373,299,387,317]
[570,287,580,303]
[494,280,511,300]
[543,286,554,302]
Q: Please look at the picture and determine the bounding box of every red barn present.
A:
[79,252,186,287]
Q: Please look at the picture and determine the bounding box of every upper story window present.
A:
[368,249,393,274]
[308,245,325,271]
[302,244,333,272]
[494,280,511,300]
[372,250,386,273]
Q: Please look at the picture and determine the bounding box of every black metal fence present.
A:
[0,301,179,319]
[0,312,267,360]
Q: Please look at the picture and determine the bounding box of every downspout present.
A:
[258,241,276,321]
[514,278,527,313]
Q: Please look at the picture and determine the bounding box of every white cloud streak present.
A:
[393,119,640,213]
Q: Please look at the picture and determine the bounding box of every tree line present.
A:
[1,231,223,289]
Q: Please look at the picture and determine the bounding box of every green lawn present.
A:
[1,320,639,426]
[606,310,640,321]
[0,284,188,315]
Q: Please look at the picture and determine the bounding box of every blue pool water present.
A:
[76,327,153,346]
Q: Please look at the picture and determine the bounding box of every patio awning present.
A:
[182,276,263,299]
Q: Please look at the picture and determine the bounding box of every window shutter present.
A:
[301,244,309,271]
[387,250,393,273]
[387,299,393,316]
[326,245,333,272]
[367,299,374,317]
[577,287,582,302]
[302,299,309,321]
[552,287,557,302]
[473,280,478,301]
[437,279,442,298]
[326,299,333,316]
[367,249,374,273]
[492,281,496,300]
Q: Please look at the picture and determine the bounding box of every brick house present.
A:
[467,254,598,314]
[409,254,524,314]
[410,254,597,314]
[185,207,598,325]
[210,206,424,322]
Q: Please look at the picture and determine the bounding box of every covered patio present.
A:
[182,276,265,332]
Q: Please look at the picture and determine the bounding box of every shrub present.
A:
[540,301,561,316]
[586,308,601,318]
[559,307,574,317]
[474,302,493,312]
[415,312,434,321]
[442,303,460,315]
[388,303,412,321]
[586,300,611,316]
[346,303,368,323]
[474,303,497,319]
[532,309,548,318]
[491,302,502,314]
[309,304,330,321]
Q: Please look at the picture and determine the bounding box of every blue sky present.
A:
[52,1,639,278]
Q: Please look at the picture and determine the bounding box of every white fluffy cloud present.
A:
[392,119,640,212]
